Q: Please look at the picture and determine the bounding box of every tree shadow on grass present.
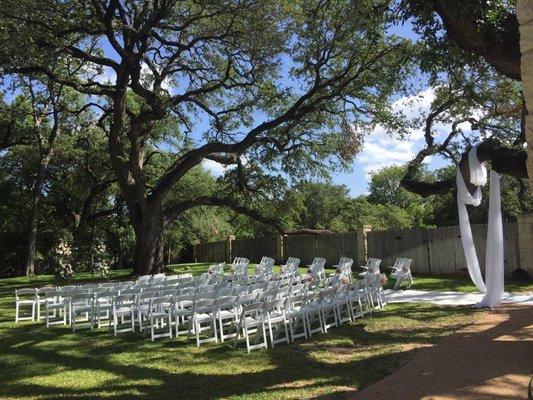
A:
[0,303,487,400]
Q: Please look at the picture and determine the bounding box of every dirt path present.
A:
[348,304,533,400]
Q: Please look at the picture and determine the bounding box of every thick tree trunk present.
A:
[23,162,46,276]
[131,207,165,276]
[153,233,166,273]
[518,0,533,190]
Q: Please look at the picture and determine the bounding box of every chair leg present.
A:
[244,323,250,353]
[288,319,295,342]
[212,316,218,343]
[261,320,268,348]
[283,320,289,343]
[218,315,224,342]
[268,318,275,347]
[131,310,135,332]
[195,319,201,347]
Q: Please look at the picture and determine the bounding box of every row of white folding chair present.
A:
[137,273,166,286]
[61,277,382,345]
[233,280,383,352]
[15,272,195,325]
[233,289,330,352]
[15,282,129,323]
[141,281,314,344]
[136,292,262,343]
[69,275,338,335]
[43,286,164,330]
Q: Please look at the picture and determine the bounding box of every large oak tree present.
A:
[0,0,413,274]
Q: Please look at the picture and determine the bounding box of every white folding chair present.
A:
[94,290,116,328]
[44,289,67,327]
[35,287,49,320]
[254,256,274,276]
[191,298,218,346]
[304,292,324,336]
[346,281,366,319]
[207,262,225,276]
[280,257,300,277]
[308,257,326,279]
[318,287,339,332]
[234,302,267,353]
[135,291,155,332]
[263,298,289,347]
[230,257,250,276]
[214,295,239,342]
[334,258,354,282]
[137,275,152,285]
[14,288,37,322]
[148,296,173,341]
[285,295,308,342]
[359,258,381,278]
[335,284,354,324]
[70,292,95,331]
[390,258,413,289]
[111,294,136,336]
[172,294,195,338]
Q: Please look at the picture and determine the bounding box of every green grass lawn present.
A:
[0,265,488,399]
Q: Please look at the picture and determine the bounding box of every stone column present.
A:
[226,235,235,263]
[518,1,533,191]
[192,242,198,263]
[517,213,533,274]
[275,235,285,264]
[356,225,372,268]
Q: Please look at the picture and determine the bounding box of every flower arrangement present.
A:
[91,240,110,278]
[53,239,74,282]
[380,273,388,287]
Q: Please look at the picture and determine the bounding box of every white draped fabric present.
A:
[456,145,504,308]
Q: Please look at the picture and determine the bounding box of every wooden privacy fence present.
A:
[233,236,278,263]
[283,232,358,266]
[191,219,529,275]
[193,231,362,267]
[193,239,227,263]
[367,223,519,276]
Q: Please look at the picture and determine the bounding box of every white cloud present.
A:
[89,63,173,91]
[202,159,226,177]
[355,88,436,180]
[140,62,173,92]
